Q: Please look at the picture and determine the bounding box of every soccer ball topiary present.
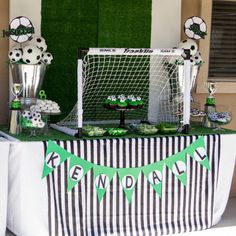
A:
[8,48,22,62]
[22,45,42,64]
[41,52,53,65]
[9,16,33,43]
[184,16,207,40]
[179,39,198,56]
[29,36,47,52]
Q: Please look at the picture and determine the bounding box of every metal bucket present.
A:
[10,63,47,101]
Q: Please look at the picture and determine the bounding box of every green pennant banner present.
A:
[185,136,210,170]
[42,137,211,203]
[68,154,93,192]
[93,165,117,202]
[42,141,71,178]
[142,161,164,198]
[164,151,187,185]
[117,168,141,203]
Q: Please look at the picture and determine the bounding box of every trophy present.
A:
[9,83,23,134]
[206,82,216,105]
[203,82,217,128]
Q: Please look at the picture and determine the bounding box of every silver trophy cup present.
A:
[9,83,23,134]
[11,83,23,101]
[10,63,47,105]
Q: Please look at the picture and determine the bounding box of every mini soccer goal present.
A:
[53,48,191,137]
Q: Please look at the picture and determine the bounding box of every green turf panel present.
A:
[98,0,152,47]
[41,0,152,123]
[1,125,236,142]
[41,0,99,121]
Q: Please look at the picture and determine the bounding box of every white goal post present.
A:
[54,48,191,137]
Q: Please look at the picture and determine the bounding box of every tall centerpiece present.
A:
[9,83,22,134]
[203,82,217,128]
[5,16,54,133]
[8,17,53,103]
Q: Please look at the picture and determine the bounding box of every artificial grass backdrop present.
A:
[41,0,151,120]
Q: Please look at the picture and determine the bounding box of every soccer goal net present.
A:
[53,48,191,136]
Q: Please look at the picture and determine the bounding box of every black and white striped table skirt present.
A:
[45,134,221,236]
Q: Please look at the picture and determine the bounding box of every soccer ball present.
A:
[184,16,207,40]
[32,112,41,120]
[37,121,45,128]
[29,36,47,52]
[31,117,40,127]
[8,48,22,62]
[22,110,32,119]
[9,16,34,43]
[190,51,203,65]
[179,39,198,56]
[41,52,53,65]
[22,45,42,64]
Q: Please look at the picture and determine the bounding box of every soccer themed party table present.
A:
[2,10,235,236]
[1,129,235,236]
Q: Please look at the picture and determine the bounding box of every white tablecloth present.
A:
[0,140,10,236]
[6,134,236,236]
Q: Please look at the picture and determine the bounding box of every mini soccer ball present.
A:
[31,116,40,124]
[179,39,198,56]
[32,112,41,120]
[38,121,45,128]
[22,45,42,64]
[190,51,203,65]
[184,16,207,40]
[41,52,53,65]
[8,48,22,62]
[29,36,47,52]
[9,16,34,43]
[22,110,32,119]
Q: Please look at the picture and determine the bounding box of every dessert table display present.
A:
[0,140,10,236]
[1,127,235,236]
[2,14,236,236]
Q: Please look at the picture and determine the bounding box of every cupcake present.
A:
[118,94,126,100]
[128,97,138,109]
[109,95,118,109]
[136,96,144,108]
[117,97,128,109]
[127,95,135,102]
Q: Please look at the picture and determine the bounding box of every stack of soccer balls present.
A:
[21,108,45,129]
[8,35,53,65]
[178,16,207,66]
[179,39,203,66]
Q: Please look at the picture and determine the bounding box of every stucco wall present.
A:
[182,0,236,197]
[0,0,9,124]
